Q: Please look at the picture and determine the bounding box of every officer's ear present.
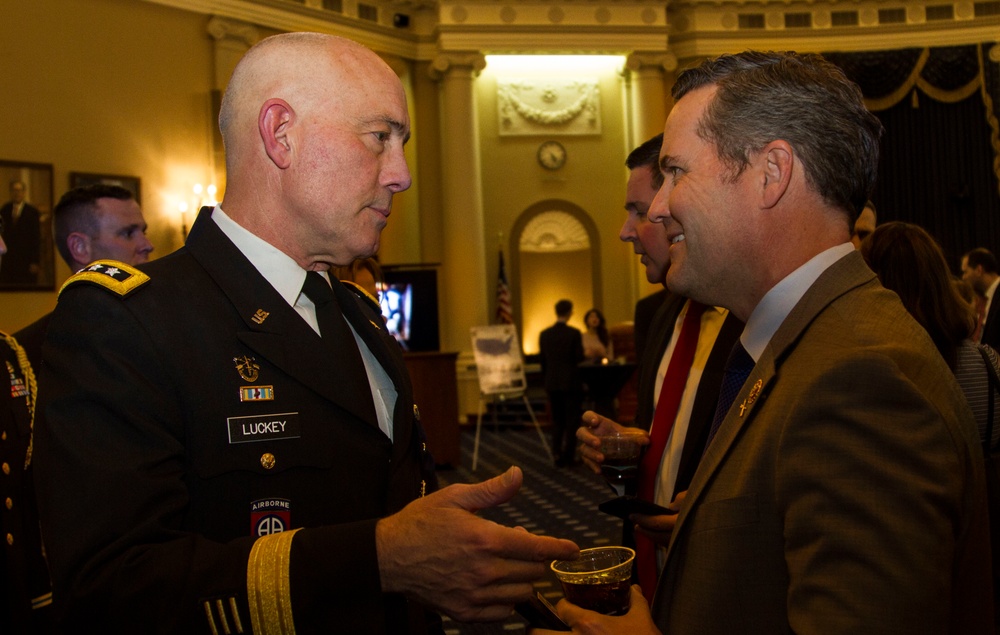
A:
[66,232,91,268]
[259,98,294,170]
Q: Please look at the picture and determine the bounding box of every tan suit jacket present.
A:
[652,251,994,634]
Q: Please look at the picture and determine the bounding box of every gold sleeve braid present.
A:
[1,332,36,469]
[247,527,301,635]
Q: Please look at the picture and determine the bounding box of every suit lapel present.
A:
[330,279,415,452]
[664,252,877,556]
[185,208,381,430]
[636,293,685,430]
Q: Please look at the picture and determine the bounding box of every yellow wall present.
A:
[2,0,214,332]
[476,63,641,338]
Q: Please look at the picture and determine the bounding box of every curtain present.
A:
[824,44,1000,266]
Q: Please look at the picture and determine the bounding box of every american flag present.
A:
[495,251,513,324]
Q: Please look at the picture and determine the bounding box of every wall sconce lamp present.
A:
[177,183,218,240]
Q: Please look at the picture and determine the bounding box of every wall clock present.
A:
[537,140,566,170]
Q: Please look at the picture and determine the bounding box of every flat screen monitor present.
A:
[380,268,439,352]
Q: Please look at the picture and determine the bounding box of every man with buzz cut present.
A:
[35,32,577,634]
[16,183,154,370]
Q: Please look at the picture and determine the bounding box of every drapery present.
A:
[823,44,1000,263]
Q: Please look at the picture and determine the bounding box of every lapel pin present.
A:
[739,379,763,417]
[233,355,260,383]
[251,309,270,325]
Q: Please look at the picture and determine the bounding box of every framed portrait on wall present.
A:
[0,160,55,291]
[69,171,141,204]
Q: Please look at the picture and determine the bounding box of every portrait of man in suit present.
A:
[0,163,54,290]
[0,180,42,285]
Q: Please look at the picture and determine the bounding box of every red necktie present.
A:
[635,300,706,600]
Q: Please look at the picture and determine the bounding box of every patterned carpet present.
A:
[436,426,623,634]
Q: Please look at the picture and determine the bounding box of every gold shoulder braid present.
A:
[1,332,36,469]
[58,259,150,298]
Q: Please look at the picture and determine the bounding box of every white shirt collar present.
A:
[741,243,855,361]
[987,277,1000,301]
[211,205,319,307]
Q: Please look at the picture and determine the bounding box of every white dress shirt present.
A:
[212,205,396,441]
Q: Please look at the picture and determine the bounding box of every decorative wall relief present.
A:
[497,78,601,136]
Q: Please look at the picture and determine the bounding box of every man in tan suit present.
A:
[537,51,993,634]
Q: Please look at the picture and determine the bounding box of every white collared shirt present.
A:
[211,205,396,441]
[742,243,855,362]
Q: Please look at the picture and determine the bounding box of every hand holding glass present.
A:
[551,546,635,616]
[598,431,644,496]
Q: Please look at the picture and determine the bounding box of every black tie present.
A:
[301,272,372,393]
[704,341,755,452]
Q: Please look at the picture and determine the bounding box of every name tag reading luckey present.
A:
[228,412,301,444]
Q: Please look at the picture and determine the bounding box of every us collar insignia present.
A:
[739,379,763,417]
[234,355,260,383]
[251,309,270,325]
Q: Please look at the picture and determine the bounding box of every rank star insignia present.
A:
[233,355,261,383]
[59,259,150,298]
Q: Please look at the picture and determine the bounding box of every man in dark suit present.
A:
[577,133,742,597]
[35,33,577,634]
[539,299,584,466]
[962,247,1000,349]
[0,180,41,285]
[632,288,667,356]
[543,51,991,634]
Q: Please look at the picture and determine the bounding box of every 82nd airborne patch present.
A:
[251,498,291,537]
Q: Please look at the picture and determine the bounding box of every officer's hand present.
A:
[376,466,579,622]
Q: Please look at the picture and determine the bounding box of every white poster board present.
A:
[470,324,527,396]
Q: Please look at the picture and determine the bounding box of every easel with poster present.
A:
[469,324,551,470]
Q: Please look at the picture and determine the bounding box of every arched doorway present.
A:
[511,199,602,355]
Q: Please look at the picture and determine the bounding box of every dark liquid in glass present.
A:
[561,578,631,615]
[601,460,638,494]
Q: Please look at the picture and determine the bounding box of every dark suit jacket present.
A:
[981,290,1000,352]
[633,288,669,356]
[653,251,994,634]
[539,321,583,392]
[0,202,41,284]
[633,294,744,500]
[35,208,438,634]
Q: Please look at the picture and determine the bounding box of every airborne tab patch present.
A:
[58,260,150,298]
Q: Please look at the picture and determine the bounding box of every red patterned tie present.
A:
[635,300,706,600]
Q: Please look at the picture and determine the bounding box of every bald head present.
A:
[220,33,400,173]
[217,32,411,270]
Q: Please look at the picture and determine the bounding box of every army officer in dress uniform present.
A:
[34,32,577,634]
[1,220,53,632]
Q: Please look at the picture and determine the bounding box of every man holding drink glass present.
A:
[35,33,578,634]
[540,50,992,634]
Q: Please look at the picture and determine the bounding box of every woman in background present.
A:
[582,308,612,362]
[862,221,1000,448]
